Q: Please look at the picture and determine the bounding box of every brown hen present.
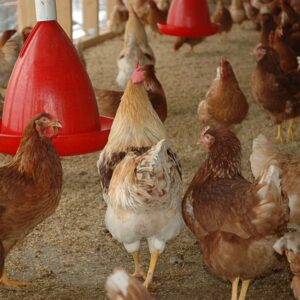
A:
[95,64,167,122]
[211,0,233,38]
[183,126,289,300]
[147,0,168,33]
[198,58,248,128]
[0,30,17,48]
[0,112,62,287]
[173,37,205,53]
[252,44,300,141]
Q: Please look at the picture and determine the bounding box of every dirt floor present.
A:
[0,22,297,299]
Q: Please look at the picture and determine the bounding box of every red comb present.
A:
[131,62,145,84]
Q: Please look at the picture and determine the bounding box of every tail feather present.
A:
[250,134,280,179]
[251,164,288,235]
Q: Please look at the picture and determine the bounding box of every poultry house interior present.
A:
[2,0,300,299]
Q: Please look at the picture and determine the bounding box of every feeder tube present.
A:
[35,0,57,21]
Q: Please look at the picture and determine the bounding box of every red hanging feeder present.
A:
[158,0,220,37]
[0,0,112,156]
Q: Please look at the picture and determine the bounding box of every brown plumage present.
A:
[182,126,288,300]
[0,30,17,48]
[229,0,247,23]
[211,1,233,34]
[173,37,205,53]
[147,0,168,33]
[274,232,300,300]
[0,112,62,287]
[198,58,248,127]
[269,28,298,72]
[243,0,260,30]
[95,64,167,122]
[259,12,277,45]
[251,44,300,141]
[106,268,154,300]
[108,0,129,34]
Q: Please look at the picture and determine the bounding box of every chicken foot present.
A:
[143,249,159,289]
[0,270,31,288]
[276,124,284,142]
[238,279,250,300]
[131,251,146,279]
[231,277,240,300]
[287,119,296,141]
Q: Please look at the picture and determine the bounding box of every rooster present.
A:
[95,64,167,122]
[116,7,155,88]
[106,268,154,299]
[198,58,248,128]
[97,65,182,288]
[182,126,288,300]
[0,112,62,287]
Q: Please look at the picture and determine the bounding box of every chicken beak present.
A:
[52,120,63,128]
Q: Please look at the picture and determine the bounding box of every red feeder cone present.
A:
[0,0,112,156]
[158,0,220,36]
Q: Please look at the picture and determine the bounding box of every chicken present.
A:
[269,28,298,72]
[95,64,167,122]
[173,37,205,53]
[280,0,300,29]
[182,126,288,300]
[274,232,300,300]
[243,0,260,30]
[0,112,62,287]
[250,134,300,227]
[259,11,277,45]
[0,30,17,48]
[0,27,32,101]
[106,268,154,300]
[251,44,300,141]
[211,0,233,38]
[108,0,129,34]
[97,65,182,288]
[126,0,149,23]
[147,0,168,34]
[116,8,155,88]
[229,0,247,23]
[198,58,248,127]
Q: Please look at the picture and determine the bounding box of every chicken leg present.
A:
[0,270,31,287]
[131,251,146,279]
[231,277,240,300]
[143,249,159,288]
[287,119,296,141]
[276,124,284,142]
[238,279,250,300]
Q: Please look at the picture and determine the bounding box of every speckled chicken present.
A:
[198,58,248,127]
[97,65,182,288]
[106,268,154,300]
[95,64,167,122]
[0,113,62,287]
[250,134,300,228]
[116,8,155,88]
[182,126,289,300]
[252,44,300,141]
[274,232,300,299]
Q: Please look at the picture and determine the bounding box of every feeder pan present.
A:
[0,0,112,156]
[158,0,220,37]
